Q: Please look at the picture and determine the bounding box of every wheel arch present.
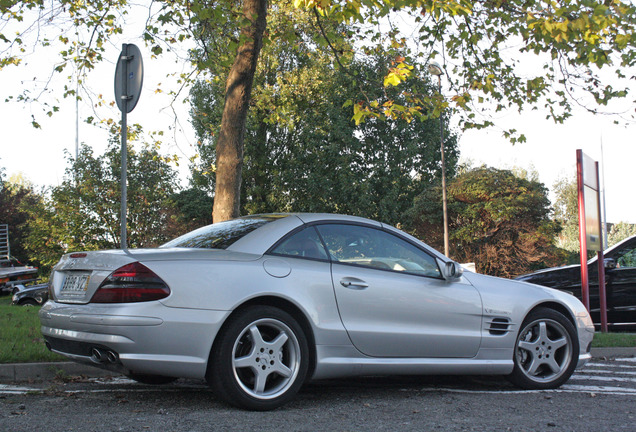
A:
[525,301,577,328]
[207,295,317,380]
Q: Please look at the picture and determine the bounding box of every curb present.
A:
[0,361,118,383]
[1,348,634,384]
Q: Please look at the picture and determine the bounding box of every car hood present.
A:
[55,248,261,272]
[463,271,583,307]
[515,264,579,279]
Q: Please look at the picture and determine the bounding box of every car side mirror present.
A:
[443,261,463,280]
[604,258,617,269]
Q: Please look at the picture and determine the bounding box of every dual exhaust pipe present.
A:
[90,347,120,364]
[43,341,120,365]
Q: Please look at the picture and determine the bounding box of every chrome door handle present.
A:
[340,278,368,289]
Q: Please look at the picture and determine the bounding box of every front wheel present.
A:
[208,306,309,411]
[508,308,578,390]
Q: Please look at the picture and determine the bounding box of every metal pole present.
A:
[438,75,450,257]
[600,136,608,246]
[595,161,608,333]
[576,150,590,312]
[75,77,79,160]
[120,44,128,250]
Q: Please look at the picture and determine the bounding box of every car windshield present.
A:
[161,215,288,250]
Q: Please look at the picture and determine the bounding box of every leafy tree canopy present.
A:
[296,0,636,141]
[190,5,459,226]
[1,0,633,136]
[608,221,636,247]
[2,0,634,221]
[408,166,564,277]
[49,133,182,251]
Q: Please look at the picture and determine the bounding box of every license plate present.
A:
[61,273,91,295]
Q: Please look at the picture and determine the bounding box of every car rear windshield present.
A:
[160,215,288,250]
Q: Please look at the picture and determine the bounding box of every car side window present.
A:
[271,227,329,261]
[315,224,441,278]
[615,246,636,268]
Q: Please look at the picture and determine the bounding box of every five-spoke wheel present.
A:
[509,308,578,389]
[208,306,309,410]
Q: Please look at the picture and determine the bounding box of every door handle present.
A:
[340,278,368,290]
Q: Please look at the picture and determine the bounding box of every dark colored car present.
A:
[516,235,636,329]
[12,283,49,306]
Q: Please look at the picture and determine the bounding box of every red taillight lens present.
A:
[90,262,170,303]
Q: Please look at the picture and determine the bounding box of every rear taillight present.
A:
[90,262,170,303]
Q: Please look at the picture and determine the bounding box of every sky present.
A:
[1,7,635,225]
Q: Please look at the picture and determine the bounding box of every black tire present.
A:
[20,299,39,306]
[208,305,309,411]
[508,308,579,390]
[127,373,178,385]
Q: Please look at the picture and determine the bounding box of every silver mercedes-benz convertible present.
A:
[40,213,594,410]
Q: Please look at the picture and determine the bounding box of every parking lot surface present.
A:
[1,357,635,431]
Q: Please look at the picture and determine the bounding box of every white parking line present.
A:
[561,384,636,394]
[579,369,636,376]
[571,374,636,383]
[0,384,41,395]
[614,357,636,363]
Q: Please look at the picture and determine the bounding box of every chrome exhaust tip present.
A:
[106,350,119,364]
[90,347,105,363]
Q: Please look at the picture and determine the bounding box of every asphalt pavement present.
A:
[1,347,634,383]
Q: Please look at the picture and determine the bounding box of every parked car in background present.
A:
[0,258,38,296]
[516,235,636,329]
[40,213,594,410]
[12,283,49,306]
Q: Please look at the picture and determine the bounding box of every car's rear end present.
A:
[39,249,231,380]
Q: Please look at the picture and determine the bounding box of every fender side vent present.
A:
[488,318,512,336]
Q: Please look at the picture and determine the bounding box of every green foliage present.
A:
[50,138,180,250]
[408,167,564,277]
[552,176,580,256]
[0,172,35,263]
[190,7,458,226]
[297,0,636,139]
[0,140,211,277]
[167,188,213,233]
[608,222,636,247]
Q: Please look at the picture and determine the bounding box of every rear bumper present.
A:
[39,300,230,379]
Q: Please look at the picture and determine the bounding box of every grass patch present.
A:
[592,332,636,348]
[0,295,64,363]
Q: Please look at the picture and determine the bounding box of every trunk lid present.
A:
[51,248,259,304]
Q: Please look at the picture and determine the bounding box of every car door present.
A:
[315,223,483,358]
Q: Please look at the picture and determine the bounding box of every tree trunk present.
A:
[212,0,268,223]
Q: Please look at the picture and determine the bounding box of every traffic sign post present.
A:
[114,44,143,250]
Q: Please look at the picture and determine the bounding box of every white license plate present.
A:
[61,273,91,295]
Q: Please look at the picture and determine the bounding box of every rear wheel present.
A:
[508,308,578,389]
[208,305,309,411]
